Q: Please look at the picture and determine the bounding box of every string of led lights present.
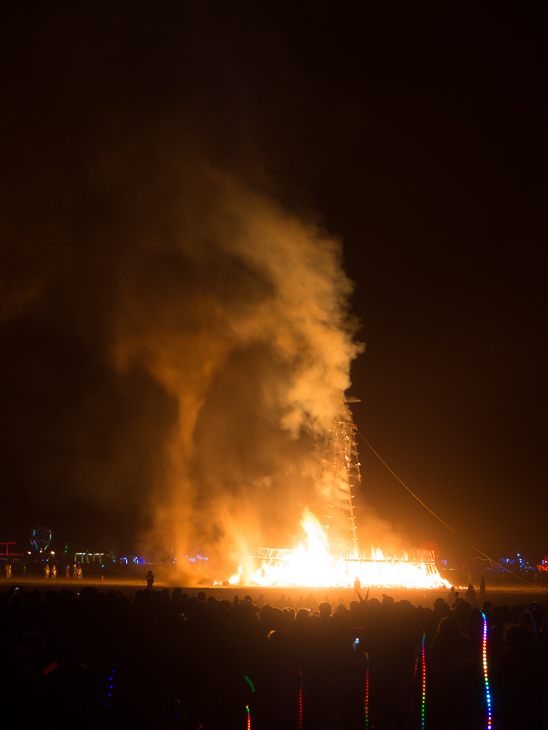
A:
[298,670,304,729]
[107,668,115,710]
[481,611,493,729]
[243,675,255,730]
[421,632,426,730]
[408,630,426,729]
[358,430,537,587]
[364,652,369,729]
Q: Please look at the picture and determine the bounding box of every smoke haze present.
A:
[2,49,362,571]
[111,160,363,573]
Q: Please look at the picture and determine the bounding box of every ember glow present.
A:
[228,509,449,588]
[222,402,450,590]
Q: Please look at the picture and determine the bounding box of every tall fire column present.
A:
[322,397,362,558]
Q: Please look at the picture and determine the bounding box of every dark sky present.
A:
[1,2,546,564]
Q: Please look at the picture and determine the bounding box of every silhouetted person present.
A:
[426,616,484,729]
[318,601,332,618]
[433,597,451,621]
[146,570,154,588]
[465,583,476,602]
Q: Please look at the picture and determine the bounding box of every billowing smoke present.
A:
[112,163,363,575]
[1,129,362,573]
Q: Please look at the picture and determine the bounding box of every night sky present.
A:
[1,3,546,566]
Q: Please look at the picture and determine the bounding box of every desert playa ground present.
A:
[3,576,546,610]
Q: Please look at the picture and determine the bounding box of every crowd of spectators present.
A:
[0,583,546,729]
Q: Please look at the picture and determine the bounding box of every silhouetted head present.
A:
[267,629,291,657]
[318,601,332,618]
[434,616,465,645]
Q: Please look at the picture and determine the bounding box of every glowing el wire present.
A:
[244,675,255,693]
[246,704,251,730]
[364,652,369,729]
[481,611,493,730]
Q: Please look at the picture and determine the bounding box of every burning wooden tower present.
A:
[321,397,361,558]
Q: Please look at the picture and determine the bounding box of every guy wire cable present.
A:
[357,430,537,588]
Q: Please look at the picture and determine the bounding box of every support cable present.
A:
[357,430,537,588]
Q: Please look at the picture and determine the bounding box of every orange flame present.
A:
[229,508,450,589]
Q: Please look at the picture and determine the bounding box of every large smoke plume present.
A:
[1,6,364,573]
[113,162,363,575]
[1,133,362,574]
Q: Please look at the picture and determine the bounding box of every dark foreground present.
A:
[1,579,546,729]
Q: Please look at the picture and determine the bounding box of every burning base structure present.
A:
[229,399,449,590]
